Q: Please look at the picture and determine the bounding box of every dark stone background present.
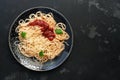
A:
[0,0,120,80]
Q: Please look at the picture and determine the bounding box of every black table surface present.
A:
[0,0,120,80]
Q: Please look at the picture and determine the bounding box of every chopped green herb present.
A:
[21,32,26,38]
[39,51,44,57]
[55,29,63,34]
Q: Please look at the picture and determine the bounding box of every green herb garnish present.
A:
[55,29,63,34]
[39,51,44,57]
[21,32,26,38]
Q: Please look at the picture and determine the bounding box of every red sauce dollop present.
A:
[28,19,55,41]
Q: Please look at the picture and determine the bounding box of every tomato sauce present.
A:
[28,19,55,41]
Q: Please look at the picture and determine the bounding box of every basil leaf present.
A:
[55,29,63,34]
[21,32,26,38]
[39,51,44,57]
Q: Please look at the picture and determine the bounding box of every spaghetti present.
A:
[15,11,69,63]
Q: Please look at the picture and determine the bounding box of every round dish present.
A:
[8,7,73,71]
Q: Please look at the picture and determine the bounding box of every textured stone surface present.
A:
[0,0,120,80]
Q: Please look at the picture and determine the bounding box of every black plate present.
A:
[8,7,73,71]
